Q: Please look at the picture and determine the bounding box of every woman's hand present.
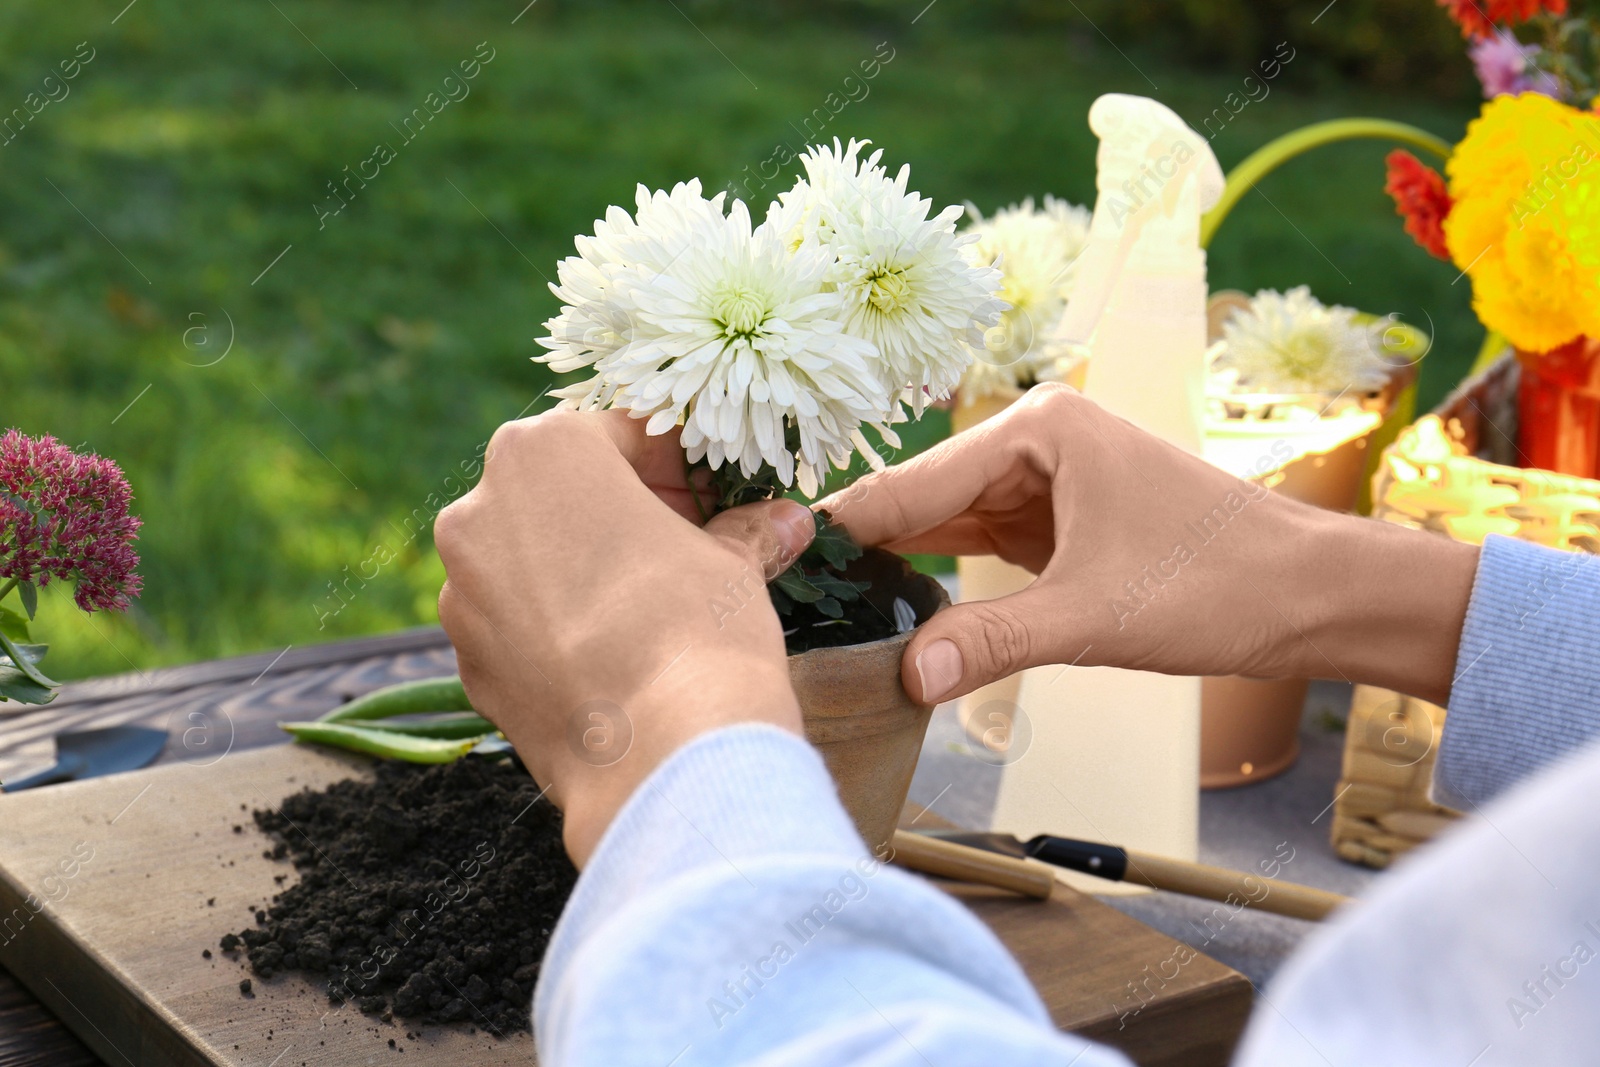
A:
[820,384,1479,707]
[435,409,815,866]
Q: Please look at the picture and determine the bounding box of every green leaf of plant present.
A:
[0,666,56,705]
[0,643,49,668]
[773,567,826,604]
[279,721,481,763]
[0,606,29,643]
[18,581,37,621]
[0,627,56,689]
[810,511,864,570]
[814,596,844,619]
[806,570,869,601]
[319,675,473,723]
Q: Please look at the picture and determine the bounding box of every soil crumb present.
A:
[223,759,575,1034]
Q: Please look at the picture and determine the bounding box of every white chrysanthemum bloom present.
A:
[536,181,897,497]
[958,195,1092,400]
[538,180,730,396]
[1217,286,1392,396]
[776,139,1005,414]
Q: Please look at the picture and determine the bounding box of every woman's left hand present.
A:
[435,409,814,865]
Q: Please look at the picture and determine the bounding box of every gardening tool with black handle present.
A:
[914,829,1351,920]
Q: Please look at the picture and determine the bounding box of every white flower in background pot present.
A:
[533,147,1005,850]
[1209,285,1392,414]
[957,196,1092,404]
[1200,285,1420,790]
[929,194,1093,779]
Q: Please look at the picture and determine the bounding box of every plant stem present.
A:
[1201,118,1455,248]
[0,578,16,604]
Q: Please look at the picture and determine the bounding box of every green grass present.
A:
[0,1,1480,679]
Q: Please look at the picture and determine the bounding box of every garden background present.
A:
[1,0,1484,678]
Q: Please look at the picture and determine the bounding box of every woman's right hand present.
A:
[819,383,1479,707]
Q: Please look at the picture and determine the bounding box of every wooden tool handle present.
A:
[1122,850,1350,921]
[889,830,1055,899]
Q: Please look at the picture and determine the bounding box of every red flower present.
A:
[1385,150,1454,262]
[0,430,142,613]
[1438,0,1568,38]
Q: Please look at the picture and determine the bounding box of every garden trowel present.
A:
[1,725,168,792]
[915,829,1350,921]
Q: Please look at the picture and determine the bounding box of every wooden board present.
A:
[0,629,460,1067]
[0,742,1249,1067]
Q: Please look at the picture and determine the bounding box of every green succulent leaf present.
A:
[280,721,484,763]
[0,628,56,690]
[319,676,472,723]
[17,582,37,621]
[0,606,29,644]
[0,664,55,705]
[358,712,497,739]
[0,643,49,667]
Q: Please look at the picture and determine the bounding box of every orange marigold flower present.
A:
[1385,150,1453,261]
[1438,0,1568,38]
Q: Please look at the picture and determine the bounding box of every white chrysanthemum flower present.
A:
[958,196,1092,400]
[538,180,729,390]
[1217,286,1392,396]
[776,139,1005,413]
[535,182,897,497]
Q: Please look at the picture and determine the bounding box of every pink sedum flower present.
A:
[1469,32,1562,98]
[0,430,142,613]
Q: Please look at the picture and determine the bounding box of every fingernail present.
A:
[773,501,816,557]
[915,639,963,704]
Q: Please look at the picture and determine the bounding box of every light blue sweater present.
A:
[535,535,1600,1066]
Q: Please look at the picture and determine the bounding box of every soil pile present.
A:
[223,758,575,1034]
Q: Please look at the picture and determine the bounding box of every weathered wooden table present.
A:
[0,629,1251,1066]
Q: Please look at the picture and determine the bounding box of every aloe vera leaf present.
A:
[320,676,471,723]
[280,721,483,763]
[359,712,497,739]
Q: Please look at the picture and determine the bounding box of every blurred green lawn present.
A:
[1,0,1479,678]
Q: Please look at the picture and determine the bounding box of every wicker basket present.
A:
[1331,686,1458,868]
[1332,351,1600,867]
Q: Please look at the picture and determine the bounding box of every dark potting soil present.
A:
[782,592,902,652]
[222,758,576,1034]
[784,598,902,655]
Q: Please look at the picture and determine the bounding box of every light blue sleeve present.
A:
[532,722,1129,1067]
[1436,534,1600,809]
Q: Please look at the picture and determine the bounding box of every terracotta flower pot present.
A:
[1198,343,1417,789]
[789,548,951,853]
[1199,675,1309,789]
[1200,411,1385,788]
[1517,337,1600,480]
